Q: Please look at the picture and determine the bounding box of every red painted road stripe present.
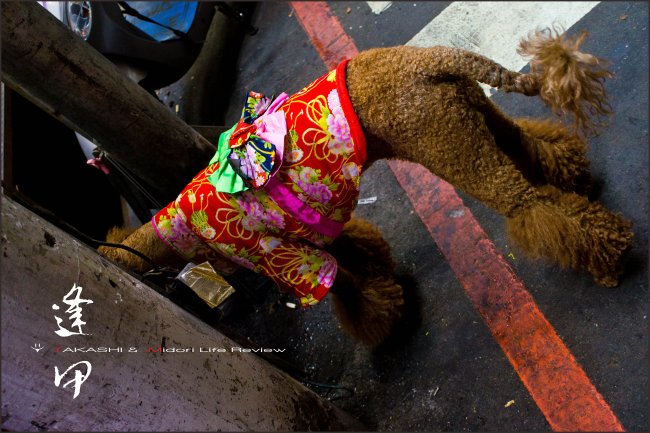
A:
[290,2,625,431]
[291,2,359,69]
[389,162,625,432]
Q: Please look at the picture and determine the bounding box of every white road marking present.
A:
[367,1,392,15]
[358,196,378,205]
[407,2,599,76]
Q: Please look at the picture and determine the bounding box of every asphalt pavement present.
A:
[168,2,648,431]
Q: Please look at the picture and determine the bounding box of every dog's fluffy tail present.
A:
[516,27,612,134]
[404,27,611,134]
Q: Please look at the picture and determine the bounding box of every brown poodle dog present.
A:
[100,28,633,345]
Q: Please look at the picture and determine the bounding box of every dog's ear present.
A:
[97,225,139,265]
[104,226,138,243]
[98,223,183,273]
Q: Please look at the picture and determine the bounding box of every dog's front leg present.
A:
[327,218,404,345]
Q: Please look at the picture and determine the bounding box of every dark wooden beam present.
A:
[0,196,365,431]
[0,1,216,203]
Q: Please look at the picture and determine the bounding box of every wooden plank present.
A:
[0,2,216,203]
[0,196,364,431]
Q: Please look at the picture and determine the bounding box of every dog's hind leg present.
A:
[350,72,632,286]
[443,108,631,286]
[479,100,595,196]
[516,118,596,196]
[506,184,633,287]
[427,113,630,286]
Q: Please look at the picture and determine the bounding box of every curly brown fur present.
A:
[104,226,141,245]
[346,28,633,287]
[99,224,183,273]
[506,185,633,287]
[327,218,396,274]
[101,28,632,347]
[474,99,594,194]
[515,118,594,195]
[327,219,404,345]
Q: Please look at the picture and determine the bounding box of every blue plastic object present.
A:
[123,1,198,41]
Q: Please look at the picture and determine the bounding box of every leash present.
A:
[298,378,355,401]
[92,147,164,210]
[5,190,177,280]
[12,191,357,400]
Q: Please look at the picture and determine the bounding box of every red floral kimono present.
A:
[152,60,366,307]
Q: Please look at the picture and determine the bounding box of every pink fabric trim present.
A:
[254,110,287,171]
[265,177,344,238]
[254,92,289,175]
[266,92,289,114]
